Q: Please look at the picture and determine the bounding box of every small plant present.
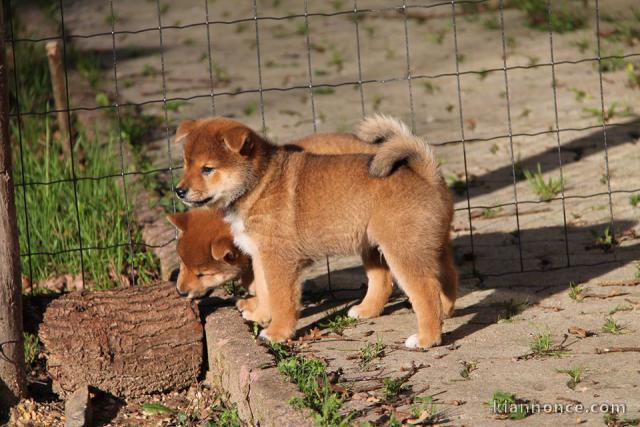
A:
[592,226,616,252]
[571,39,590,54]
[358,337,385,370]
[609,304,632,315]
[483,15,500,30]
[458,360,478,380]
[296,22,309,36]
[568,281,584,301]
[497,299,529,322]
[630,194,640,208]
[142,402,176,415]
[312,87,335,96]
[523,163,563,202]
[570,88,590,103]
[513,0,586,33]
[142,64,159,77]
[627,63,640,89]
[603,412,640,427]
[372,94,384,111]
[489,390,528,420]
[446,174,467,196]
[243,101,258,116]
[427,26,449,45]
[422,81,440,94]
[382,377,408,402]
[557,367,583,390]
[329,49,344,72]
[23,333,40,365]
[319,314,357,335]
[529,331,565,358]
[583,102,634,124]
[166,100,188,112]
[482,207,501,219]
[409,395,445,424]
[598,48,627,73]
[601,316,624,335]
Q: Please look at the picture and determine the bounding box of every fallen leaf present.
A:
[568,326,595,338]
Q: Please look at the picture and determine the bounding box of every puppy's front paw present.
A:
[347,303,382,319]
[404,333,441,349]
[242,308,271,326]
[258,326,293,343]
[236,296,258,313]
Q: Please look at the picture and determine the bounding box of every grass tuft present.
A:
[523,163,563,202]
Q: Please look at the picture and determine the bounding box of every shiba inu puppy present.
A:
[175,115,457,348]
[168,133,391,314]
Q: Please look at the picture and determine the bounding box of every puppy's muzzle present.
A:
[175,186,188,199]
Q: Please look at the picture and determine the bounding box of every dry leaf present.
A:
[568,326,594,338]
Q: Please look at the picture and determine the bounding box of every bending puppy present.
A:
[175,115,456,348]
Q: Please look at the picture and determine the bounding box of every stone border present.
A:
[204,307,314,427]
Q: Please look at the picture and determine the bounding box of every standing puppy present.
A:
[175,115,455,349]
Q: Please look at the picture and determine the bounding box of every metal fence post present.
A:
[0,3,27,416]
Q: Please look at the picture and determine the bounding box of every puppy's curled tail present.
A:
[358,114,439,183]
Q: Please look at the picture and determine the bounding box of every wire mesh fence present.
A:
[6,0,640,292]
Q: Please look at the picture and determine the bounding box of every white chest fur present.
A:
[224,211,258,257]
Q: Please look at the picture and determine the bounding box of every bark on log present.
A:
[40,282,203,399]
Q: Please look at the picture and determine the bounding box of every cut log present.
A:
[40,282,203,398]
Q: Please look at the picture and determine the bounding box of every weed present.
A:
[210,63,230,82]
[142,64,159,77]
[629,194,640,208]
[523,163,563,201]
[497,299,529,322]
[166,100,188,112]
[601,316,624,335]
[583,102,634,124]
[489,390,528,420]
[95,93,110,107]
[142,402,176,415]
[320,314,357,335]
[313,87,336,96]
[274,344,351,426]
[568,282,584,301]
[592,226,616,252]
[557,367,583,389]
[482,207,501,219]
[296,22,309,36]
[513,0,586,33]
[458,360,478,380]
[571,39,590,54]
[570,88,590,102]
[506,35,517,49]
[329,49,344,72]
[428,26,449,45]
[159,3,170,15]
[75,52,102,88]
[410,395,445,424]
[477,69,490,80]
[446,174,467,196]
[243,101,258,116]
[104,13,117,26]
[422,81,440,94]
[206,405,241,427]
[331,0,345,11]
[358,337,385,370]
[382,377,408,402]
[372,94,384,111]
[23,333,40,365]
[603,412,640,427]
[598,48,627,73]
[490,143,499,154]
[483,15,500,31]
[529,331,565,358]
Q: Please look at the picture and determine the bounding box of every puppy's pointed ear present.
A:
[223,127,254,155]
[167,212,189,232]
[211,238,239,264]
[175,120,196,143]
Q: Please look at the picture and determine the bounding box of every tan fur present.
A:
[176,117,457,348]
[169,133,399,321]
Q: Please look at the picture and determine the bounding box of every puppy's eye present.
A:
[201,166,215,175]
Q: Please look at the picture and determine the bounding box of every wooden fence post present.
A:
[0,4,27,418]
[45,40,72,159]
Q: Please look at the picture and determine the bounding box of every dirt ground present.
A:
[14,0,640,425]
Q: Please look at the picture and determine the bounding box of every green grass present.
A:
[312,87,336,96]
[512,0,586,33]
[271,343,352,426]
[319,314,357,335]
[165,100,188,112]
[497,299,529,322]
[23,332,40,365]
[358,337,385,370]
[592,226,616,252]
[10,29,159,290]
[446,174,467,196]
[568,281,584,301]
[382,376,408,402]
[529,331,566,358]
[523,163,563,202]
[243,101,258,116]
[629,194,640,208]
[482,207,501,219]
[598,48,627,73]
[557,367,583,390]
[409,395,445,424]
[583,102,634,124]
[601,316,624,335]
[489,390,528,420]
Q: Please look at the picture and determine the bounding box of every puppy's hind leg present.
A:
[348,246,393,319]
[380,247,443,349]
[440,247,458,319]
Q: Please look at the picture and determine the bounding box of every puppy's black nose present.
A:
[175,286,188,297]
[175,186,187,199]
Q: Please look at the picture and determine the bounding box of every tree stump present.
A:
[40,282,203,398]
